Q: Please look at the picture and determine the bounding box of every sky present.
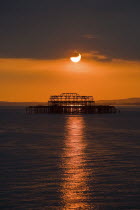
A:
[0,0,140,101]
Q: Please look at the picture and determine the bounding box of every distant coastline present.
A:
[0,98,140,106]
[96,98,140,106]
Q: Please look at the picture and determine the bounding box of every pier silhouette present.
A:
[26,93,118,114]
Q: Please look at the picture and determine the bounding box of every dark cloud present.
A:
[0,0,140,60]
[82,34,97,39]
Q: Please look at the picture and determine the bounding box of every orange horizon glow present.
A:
[0,56,140,102]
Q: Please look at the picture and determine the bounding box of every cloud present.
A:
[82,51,112,62]
[82,34,97,39]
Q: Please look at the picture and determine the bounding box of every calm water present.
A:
[0,106,140,209]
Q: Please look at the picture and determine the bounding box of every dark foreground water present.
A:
[0,106,140,210]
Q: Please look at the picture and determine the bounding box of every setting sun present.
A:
[70,54,81,63]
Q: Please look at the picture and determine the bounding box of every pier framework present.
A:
[26,93,118,114]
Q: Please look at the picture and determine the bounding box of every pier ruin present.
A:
[26,93,118,114]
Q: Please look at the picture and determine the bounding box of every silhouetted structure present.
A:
[48,93,94,106]
[26,93,118,114]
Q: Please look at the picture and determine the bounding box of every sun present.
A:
[70,54,81,63]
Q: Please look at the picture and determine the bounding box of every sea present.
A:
[0,106,140,210]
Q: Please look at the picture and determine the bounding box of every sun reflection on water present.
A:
[61,116,93,209]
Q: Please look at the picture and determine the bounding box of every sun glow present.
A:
[70,54,81,63]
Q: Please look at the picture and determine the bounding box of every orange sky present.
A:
[0,56,140,102]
